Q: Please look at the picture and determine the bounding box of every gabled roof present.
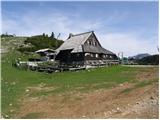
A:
[36,48,55,53]
[56,31,93,53]
[83,45,115,55]
[56,31,115,55]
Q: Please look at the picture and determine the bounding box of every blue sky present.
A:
[1,1,158,56]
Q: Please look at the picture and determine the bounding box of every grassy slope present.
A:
[1,37,159,118]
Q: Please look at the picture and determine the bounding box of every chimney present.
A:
[68,33,74,39]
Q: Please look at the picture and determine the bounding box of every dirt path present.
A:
[15,68,159,119]
[15,82,158,119]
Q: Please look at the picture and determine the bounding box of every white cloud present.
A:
[2,11,103,38]
[98,32,158,56]
[2,10,158,56]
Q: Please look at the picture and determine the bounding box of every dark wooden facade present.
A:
[55,31,119,66]
[56,50,84,64]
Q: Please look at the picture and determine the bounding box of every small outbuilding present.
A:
[36,48,56,61]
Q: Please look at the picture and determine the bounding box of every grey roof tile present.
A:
[56,31,115,55]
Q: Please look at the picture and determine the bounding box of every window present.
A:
[96,54,99,58]
[87,40,92,45]
[95,42,97,46]
[89,41,92,45]
[85,53,90,56]
[90,53,93,57]
[93,42,95,46]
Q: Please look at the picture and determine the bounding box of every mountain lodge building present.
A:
[55,31,119,66]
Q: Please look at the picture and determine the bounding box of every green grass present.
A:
[121,79,158,93]
[134,79,157,88]
[1,44,159,118]
[121,88,133,93]
[21,112,43,119]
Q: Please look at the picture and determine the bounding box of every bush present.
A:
[17,46,37,53]
[1,34,14,37]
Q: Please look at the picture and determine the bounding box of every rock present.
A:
[12,82,16,85]
[39,83,46,88]
[136,102,139,105]
[116,107,122,113]
[5,115,9,118]
[93,111,97,115]
[25,89,30,92]
[108,111,112,114]
[153,114,157,118]
[55,70,59,72]
[116,107,120,111]
[150,96,154,100]
[10,109,14,113]
[9,103,12,106]
[104,112,107,117]
[112,109,116,113]
[82,115,86,118]
[151,100,154,104]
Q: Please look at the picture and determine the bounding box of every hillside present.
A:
[1,33,64,54]
[137,54,159,65]
[129,53,151,60]
[17,35,64,52]
[1,36,27,54]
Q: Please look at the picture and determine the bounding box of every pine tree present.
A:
[50,32,55,39]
